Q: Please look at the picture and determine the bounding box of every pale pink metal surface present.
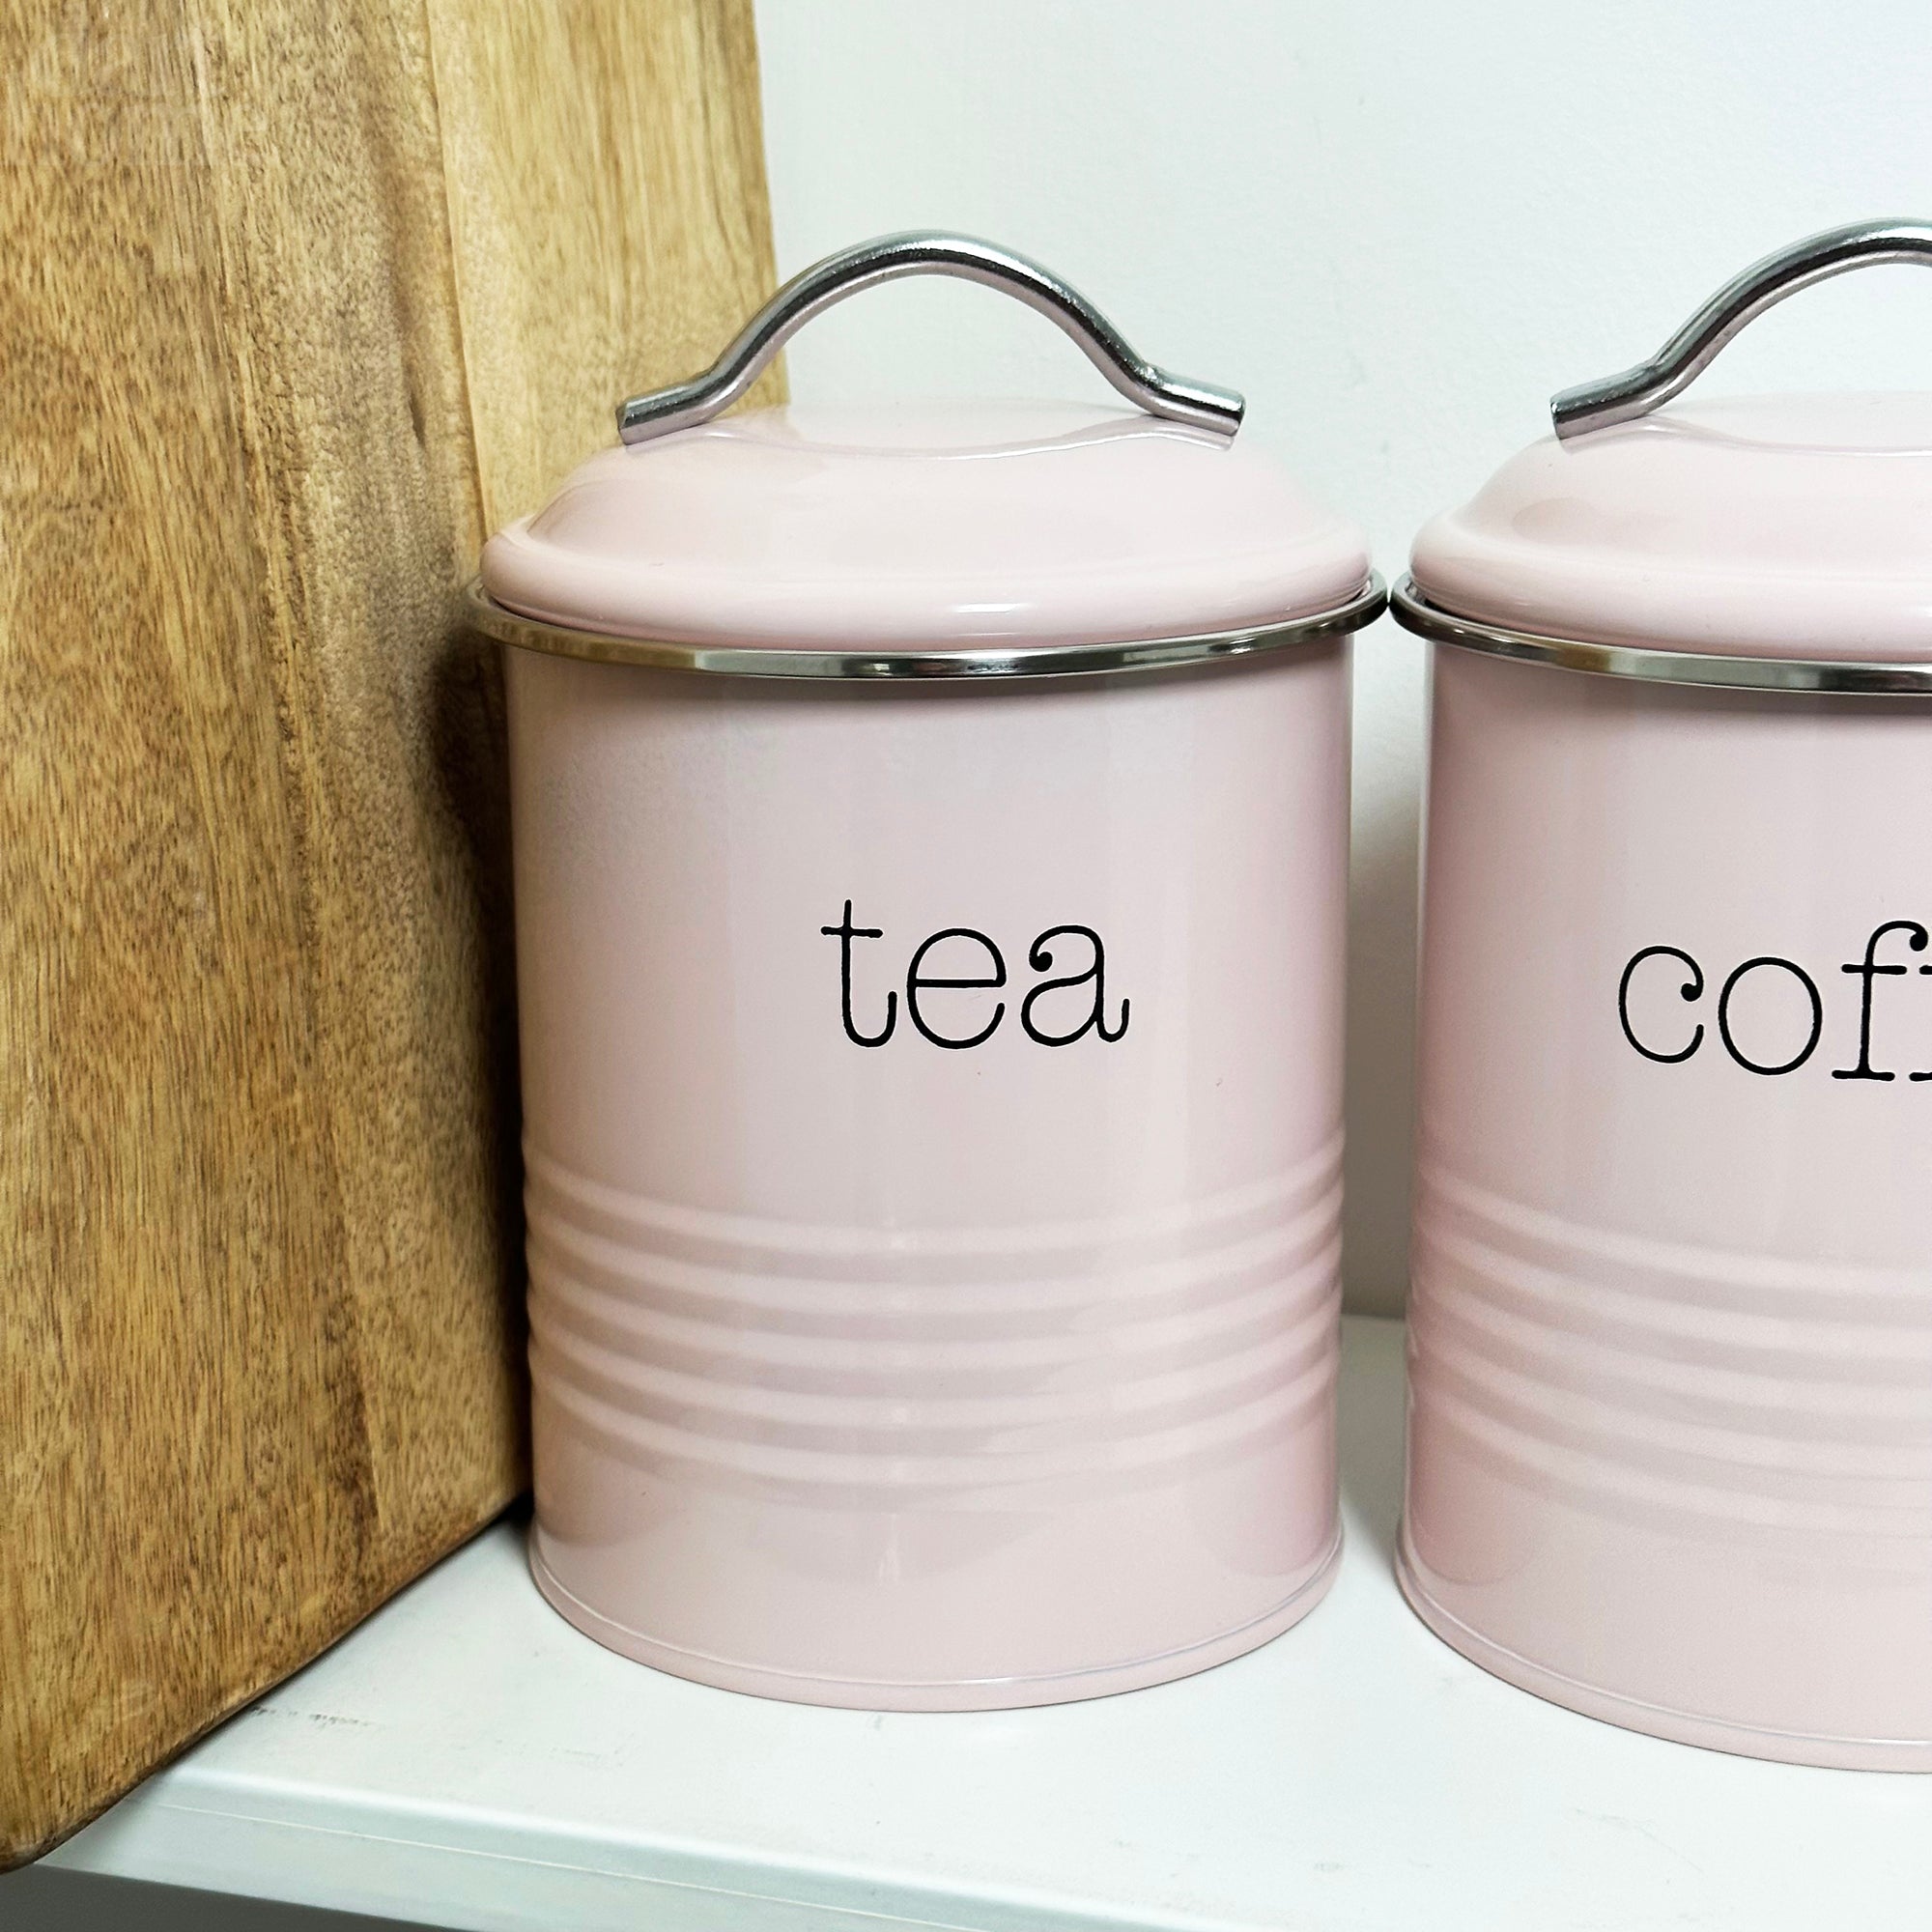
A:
[482,401,1371,650]
[1404,643,1932,1768]
[507,644,1350,1706]
[1412,392,1932,660]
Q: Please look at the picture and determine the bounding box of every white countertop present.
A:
[48,1317,1932,1931]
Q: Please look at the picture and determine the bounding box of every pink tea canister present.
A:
[470,235,1382,1709]
[1396,221,1932,1768]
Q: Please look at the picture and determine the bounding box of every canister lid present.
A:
[1406,222,1932,669]
[1411,392,1932,660]
[481,399,1370,650]
[476,233,1374,668]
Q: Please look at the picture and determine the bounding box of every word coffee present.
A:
[1618,920,1932,1078]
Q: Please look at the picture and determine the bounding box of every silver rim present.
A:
[469,576,1386,683]
[1391,578,1932,696]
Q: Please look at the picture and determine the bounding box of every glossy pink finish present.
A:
[1414,393,1932,659]
[1404,644,1932,1769]
[508,644,1350,1707]
[481,401,1370,648]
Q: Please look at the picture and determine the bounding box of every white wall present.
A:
[753,0,1932,1315]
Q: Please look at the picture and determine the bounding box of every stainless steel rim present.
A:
[1390,578,1932,696]
[469,576,1387,683]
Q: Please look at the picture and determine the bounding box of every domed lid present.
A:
[1404,221,1932,673]
[1412,392,1932,660]
[483,400,1370,650]
[475,234,1376,671]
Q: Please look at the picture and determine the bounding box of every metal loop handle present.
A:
[615,231,1245,445]
[1551,219,1932,440]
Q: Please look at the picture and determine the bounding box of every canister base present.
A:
[1396,1526,1932,1773]
[528,1526,1342,1713]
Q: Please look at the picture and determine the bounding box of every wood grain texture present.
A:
[0,0,779,1865]
[427,0,783,530]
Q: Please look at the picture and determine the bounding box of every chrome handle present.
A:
[615,231,1244,445]
[1551,218,1932,440]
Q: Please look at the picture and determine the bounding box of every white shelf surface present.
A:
[49,1316,1932,1931]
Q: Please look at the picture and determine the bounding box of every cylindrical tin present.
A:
[1396,222,1932,1769]
[474,234,1382,1708]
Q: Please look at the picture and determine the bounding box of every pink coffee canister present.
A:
[1395,221,1932,1769]
[470,234,1382,1709]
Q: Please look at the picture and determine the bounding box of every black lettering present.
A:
[905,928,1007,1049]
[1914,961,1932,1081]
[1020,924,1129,1046]
[820,900,895,1047]
[1833,920,1929,1081]
[1617,946,1705,1064]
[1717,956,1822,1076]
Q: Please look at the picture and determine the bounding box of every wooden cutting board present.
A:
[0,0,781,1865]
